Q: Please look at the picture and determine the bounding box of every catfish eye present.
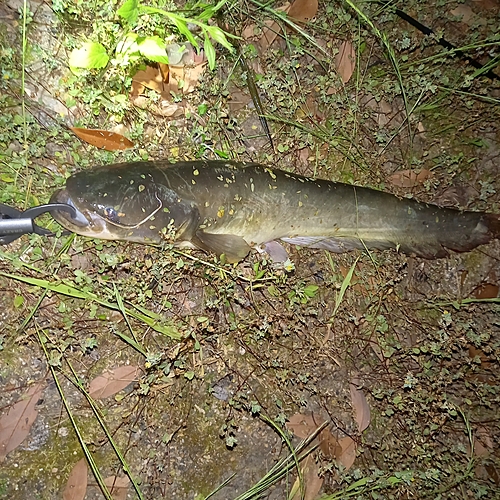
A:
[104,206,119,222]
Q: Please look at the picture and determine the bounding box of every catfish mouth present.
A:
[50,189,92,229]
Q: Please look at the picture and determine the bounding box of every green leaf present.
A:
[69,42,109,70]
[172,18,198,48]
[13,295,24,308]
[205,26,234,51]
[203,35,216,70]
[332,257,359,316]
[303,284,319,298]
[117,0,139,25]
[197,7,214,22]
[115,32,140,57]
[138,36,169,63]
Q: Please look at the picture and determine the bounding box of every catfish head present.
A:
[50,163,200,244]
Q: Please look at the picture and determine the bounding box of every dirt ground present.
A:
[0,1,499,499]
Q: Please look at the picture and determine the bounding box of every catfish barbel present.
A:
[50,160,500,263]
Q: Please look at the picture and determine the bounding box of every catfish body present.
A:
[50,160,500,262]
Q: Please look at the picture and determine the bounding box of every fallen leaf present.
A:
[388,169,433,188]
[472,283,499,299]
[104,475,130,500]
[228,89,252,112]
[337,436,357,470]
[288,0,318,23]
[63,459,88,500]
[318,426,342,459]
[0,382,44,462]
[286,413,357,469]
[242,24,259,41]
[258,3,291,51]
[349,381,371,433]
[289,455,324,500]
[450,5,474,24]
[131,65,167,98]
[168,63,206,94]
[335,41,356,83]
[70,128,134,151]
[468,345,492,369]
[286,412,326,438]
[89,365,140,399]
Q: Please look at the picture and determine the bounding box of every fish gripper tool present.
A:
[0,202,77,245]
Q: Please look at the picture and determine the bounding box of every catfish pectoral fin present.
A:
[193,231,251,263]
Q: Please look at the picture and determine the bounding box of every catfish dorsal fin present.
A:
[194,230,251,263]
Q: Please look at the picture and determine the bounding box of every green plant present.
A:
[69,0,236,72]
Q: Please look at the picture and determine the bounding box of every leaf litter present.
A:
[63,458,88,500]
[286,412,357,470]
[130,45,206,117]
[0,382,45,462]
[388,169,434,188]
[104,475,130,500]
[88,365,141,400]
[69,127,134,151]
[349,378,371,433]
[335,40,356,84]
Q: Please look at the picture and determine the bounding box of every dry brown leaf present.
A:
[318,426,342,459]
[287,413,341,459]
[335,41,356,84]
[286,413,326,438]
[63,459,88,500]
[242,24,259,41]
[131,65,166,98]
[168,63,206,94]
[228,89,252,112]
[288,0,318,23]
[89,365,140,399]
[472,0,498,9]
[468,344,492,369]
[0,382,44,462]
[104,475,130,500]
[337,436,357,470]
[472,283,499,299]
[258,3,291,51]
[450,5,474,24]
[70,128,134,151]
[350,381,371,433]
[290,455,324,500]
[388,169,433,188]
